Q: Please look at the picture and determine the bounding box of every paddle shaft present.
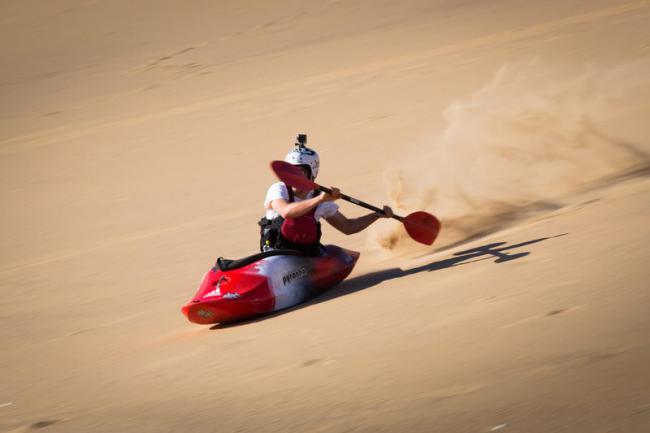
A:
[315,185,404,222]
[271,160,438,245]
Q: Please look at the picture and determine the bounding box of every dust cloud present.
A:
[374,58,650,250]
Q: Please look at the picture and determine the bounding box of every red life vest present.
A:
[280,208,319,244]
[259,183,322,254]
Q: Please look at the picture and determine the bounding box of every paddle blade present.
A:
[403,211,441,246]
[270,160,319,191]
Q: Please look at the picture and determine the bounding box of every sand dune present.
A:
[2,1,650,432]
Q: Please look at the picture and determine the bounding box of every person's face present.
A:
[297,165,310,179]
[293,165,311,195]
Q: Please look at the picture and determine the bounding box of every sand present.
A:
[1,1,650,432]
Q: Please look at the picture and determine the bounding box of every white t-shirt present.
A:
[264,182,339,221]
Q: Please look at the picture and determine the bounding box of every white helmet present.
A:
[284,134,319,180]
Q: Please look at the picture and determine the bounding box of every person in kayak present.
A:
[259,134,394,256]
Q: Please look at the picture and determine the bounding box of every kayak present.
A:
[181,245,360,324]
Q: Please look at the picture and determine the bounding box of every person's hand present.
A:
[321,187,342,202]
[381,205,394,218]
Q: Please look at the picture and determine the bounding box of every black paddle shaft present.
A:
[316,186,404,222]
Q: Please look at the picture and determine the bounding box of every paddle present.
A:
[270,160,441,246]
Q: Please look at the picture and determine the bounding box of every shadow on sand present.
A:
[211,233,567,330]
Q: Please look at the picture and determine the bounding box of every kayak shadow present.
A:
[318,233,568,304]
[211,233,567,329]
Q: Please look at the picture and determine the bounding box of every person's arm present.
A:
[270,186,342,219]
[325,206,393,235]
[271,195,324,219]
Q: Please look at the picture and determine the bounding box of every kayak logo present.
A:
[197,309,214,318]
[204,287,221,298]
[204,275,229,298]
[282,267,307,286]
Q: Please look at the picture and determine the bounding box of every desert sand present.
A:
[2,1,650,432]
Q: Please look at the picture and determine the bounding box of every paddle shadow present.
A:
[318,233,567,304]
[211,233,567,329]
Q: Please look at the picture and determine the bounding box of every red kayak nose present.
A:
[182,302,238,325]
[181,270,272,324]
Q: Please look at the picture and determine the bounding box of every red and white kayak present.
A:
[181,245,360,324]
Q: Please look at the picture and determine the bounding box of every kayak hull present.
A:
[182,245,360,324]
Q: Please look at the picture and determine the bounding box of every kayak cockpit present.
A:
[214,249,302,271]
